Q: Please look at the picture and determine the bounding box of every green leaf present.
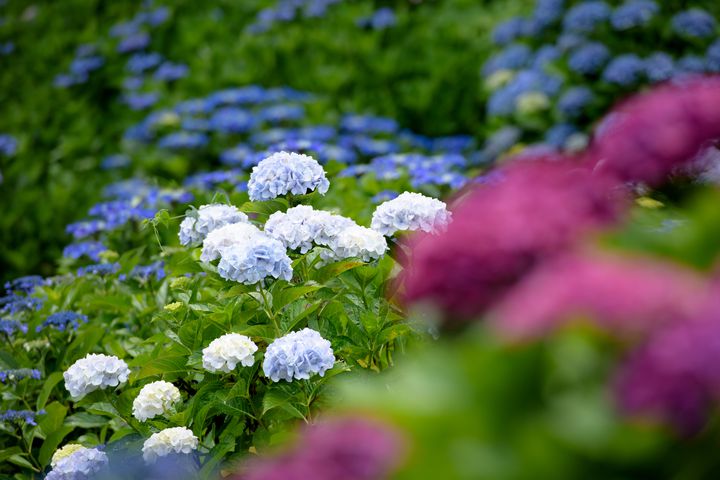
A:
[36,371,64,411]
[273,285,322,311]
[0,447,23,464]
[315,260,365,283]
[38,402,67,436]
[39,425,75,467]
[65,412,110,429]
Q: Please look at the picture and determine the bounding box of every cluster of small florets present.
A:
[179,204,248,246]
[63,353,130,399]
[38,311,88,332]
[46,446,108,480]
[0,368,41,383]
[216,232,294,284]
[141,427,199,463]
[247,151,329,201]
[323,225,388,262]
[371,192,451,236]
[202,333,258,373]
[264,205,356,253]
[132,380,182,422]
[262,328,335,382]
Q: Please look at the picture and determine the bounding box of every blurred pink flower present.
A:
[236,416,404,480]
[587,76,720,185]
[616,312,720,433]
[490,251,711,340]
[400,159,625,320]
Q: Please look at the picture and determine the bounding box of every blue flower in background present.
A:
[372,190,399,203]
[492,17,529,45]
[70,55,104,76]
[126,52,163,73]
[175,98,213,115]
[123,77,145,90]
[123,92,159,110]
[602,54,645,86]
[38,311,88,332]
[0,134,18,156]
[4,276,44,294]
[563,1,611,33]
[677,55,707,74]
[432,135,475,153]
[568,43,610,75]
[260,104,305,123]
[545,123,578,148]
[557,32,586,52]
[181,118,211,131]
[0,409,44,426]
[0,295,43,315]
[707,40,720,72]
[158,132,209,150]
[76,263,120,277]
[0,369,41,383]
[219,144,255,166]
[340,114,398,134]
[139,6,171,27]
[532,45,561,69]
[124,261,165,282]
[672,9,717,39]
[209,107,256,133]
[117,32,150,53]
[611,0,659,30]
[0,319,27,336]
[153,62,189,81]
[0,41,14,55]
[482,44,532,75]
[63,241,107,261]
[262,328,335,382]
[533,0,565,28]
[488,69,562,117]
[558,86,594,118]
[358,7,396,30]
[110,20,141,38]
[644,52,675,82]
[101,154,132,170]
[66,220,106,239]
[184,170,244,191]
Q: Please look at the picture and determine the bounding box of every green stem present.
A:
[257,283,280,336]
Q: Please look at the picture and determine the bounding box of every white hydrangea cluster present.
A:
[262,328,335,382]
[179,204,249,246]
[325,225,388,262]
[202,333,258,373]
[142,427,199,464]
[46,447,108,480]
[247,151,330,201]
[63,353,130,399]
[264,205,356,253]
[217,233,293,284]
[51,444,87,469]
[132,380,182,422]
[371,191,451,236]
[200,222,261,262]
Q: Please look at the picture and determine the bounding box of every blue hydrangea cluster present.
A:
[120,261,166,283]
[0,369,42,383]
[217,234,293,285]
[38,311,88,332]
[568,43,611,75]
[4,275,45,294]
[62,241,107,262]
[356,7,397,30]
[0,133,17,156]
[0,294,43,315]
[247,151,330,201]
[671,9,717,39]
[0,319,28,336]
[262,328,335,382]
[341,153,468,190]
[602,54,646,85]
[53,44,104,88]
[0,409,45,426]
[563,1,611,33]
[45,447,109,480]
[247,0,343,33]
[610,0,658,30]
[76,263,120,277]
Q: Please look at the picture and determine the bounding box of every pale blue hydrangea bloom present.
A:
[371,192,451,236]
[46,447,108,480]
[610,0,658,30]
[179,204,248,246]
[264,205,356,253]
[263,328,335,382]
[602,54,645,86]
[63,354,130,399]
[671,9,717,39]
[324,225,388,262]
[247,151,329,201]
[217,233,293,284]
[644,52,675,82]
[563,1,611,33]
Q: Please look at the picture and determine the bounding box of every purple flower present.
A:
[117,32,150,53]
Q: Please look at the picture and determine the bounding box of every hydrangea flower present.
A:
[76,263,120,277]
[644,52,675,82]
[132,380,182,422]
[671,9,717,39]
[217,233,293,284]
[263,328,335,382]
[0,133,18,156]
[602,54,645,86]
[611,0,658,30]
[0,409,44,426]
[38,311,88,332]
[201,222,262,263]
[371,192,451,236]
[568,43,610,75]
[46,447,108,480]
[562,1,611,33]
[0,319,27,336]
[264,205,356,253]
[707,40,720,72]
[247,151,330,201]
[558,87,594,117]
[492,17,530,46]
[179,204,249,246]
[62,241,107,261]
[325,225,388,262]
[63,353,131,399]
[202,333,258,373]
[0,368,41,383]
[51,444,87,468]
[482,44,532,76]
[142,427,199,463]
[544,123,578,148]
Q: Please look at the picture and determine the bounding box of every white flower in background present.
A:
[46,447,108,480]
[142,427,199,463]
[63,353,130,399]
[262,328,335,382]
[200,222,261,262]
[326,225,387,262]
[51,444,87,469]
[264,205,355,253]
[217,233,293,284]
[371,191,451,236]
[179,204,248,246]
[202,333,258,373]
[247,151,330,201]
[132,380,182,422]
